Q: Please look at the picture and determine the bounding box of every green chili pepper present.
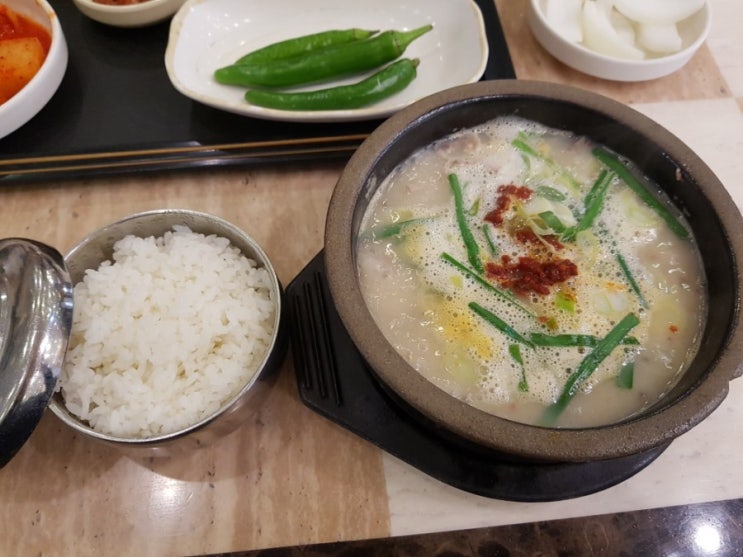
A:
[234,28,378,65]
[593,146,690,239]
[244,58,419,111]
[448,173,483,274]
[541,313,640,425]
[469,302,535,349]
[215,24,432,88]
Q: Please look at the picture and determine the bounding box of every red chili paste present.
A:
[513,228,565,251]
[484,184,532,225]
[482,182,579,296]
[486,255,578,296]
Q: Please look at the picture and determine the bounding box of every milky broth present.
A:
[356,116,707,428]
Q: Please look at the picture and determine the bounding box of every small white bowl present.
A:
[72,0,187,28]
[527,0,711,81]
[0,0,67,140]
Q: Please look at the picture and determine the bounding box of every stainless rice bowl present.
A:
[48,209,287,456]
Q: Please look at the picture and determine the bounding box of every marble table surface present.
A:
[1,0,742,555]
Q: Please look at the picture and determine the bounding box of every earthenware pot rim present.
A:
[325,79,743,462]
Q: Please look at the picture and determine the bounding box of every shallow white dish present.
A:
[527,0,710,82]
[0,0,68,140]
[164,0,489,123]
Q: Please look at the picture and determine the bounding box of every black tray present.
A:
[0,0,515,184]
[286,252,670,502]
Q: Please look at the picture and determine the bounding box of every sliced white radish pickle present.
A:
[545,0,584,42]
[637,22,683,54]
[608,6,637,46]
[612,0,705,25]
[581,0,645,60]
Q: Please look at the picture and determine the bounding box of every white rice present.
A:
[59,225,276,439]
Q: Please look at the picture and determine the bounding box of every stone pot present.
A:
[324,80,743,463]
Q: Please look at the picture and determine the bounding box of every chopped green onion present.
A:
[482,224,499,257]
[512,136,541,157]
[538,211,568,234]
[509,344,529,392]
[469,302,535,348]
[529,332,639,347]
[616,361,635,389]
[541,313,640,425]
[361,216,434,240]
[554,291,575,313]
[562,169,614,241]
[535,185,567,202]
[593,146,690,239]
[512,136,582,193]
[449,173,483,273]
[616,251,648,308]
[441,252,535,317]
[579,169,613,229]
[468,197,481,216]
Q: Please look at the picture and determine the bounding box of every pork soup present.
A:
[356,116,707,428]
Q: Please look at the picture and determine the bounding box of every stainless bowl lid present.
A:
[0,239,73,467]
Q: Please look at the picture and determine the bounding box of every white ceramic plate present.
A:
[164,0,488,123]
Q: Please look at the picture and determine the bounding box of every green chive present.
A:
[449,173,483,273]
[578,169,613,229]
[593,146,690,239]
[482,224,499,256]
[469,301,535,348]
[562,169,614,242]
[529,332,639,347]
[616,361,635,389]
[541,313,640,425]
[616,251,648,308]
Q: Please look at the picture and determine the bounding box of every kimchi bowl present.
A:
[0,0,67,139]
